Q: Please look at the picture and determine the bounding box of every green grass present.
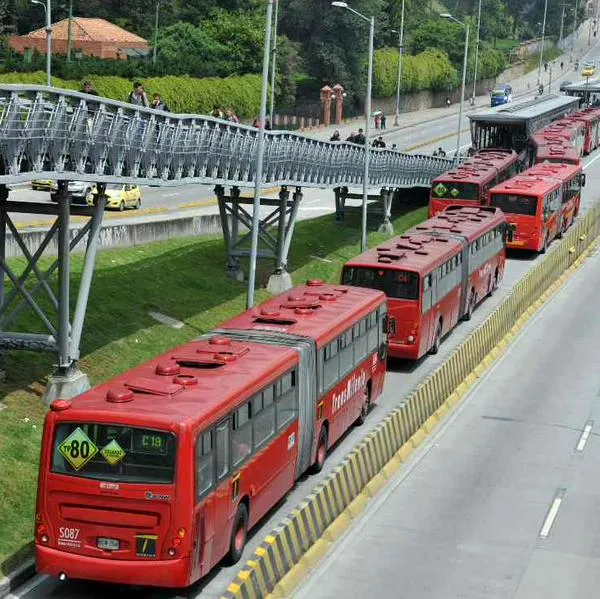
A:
[524,47,564,74]
[495,38,519,59]
[0,203,428,571]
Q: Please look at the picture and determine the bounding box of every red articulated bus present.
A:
[35,282,388,588]
[534,140,582,166]
[556,108,600,155]
[489,163,585,252]
[342,206,509,360]
[428,149,519,217]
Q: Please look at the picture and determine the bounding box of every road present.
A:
[292,204,600,599]
[9,118,600,599]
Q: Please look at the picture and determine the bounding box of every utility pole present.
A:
[537,0,548,87]
[559,4,567,49]
[152,0,160,64]
[66,0,72,62]
[472,0,482,105]
[571,0,579,62]
[269,0,279,127]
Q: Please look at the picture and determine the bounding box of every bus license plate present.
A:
[97,537,120,551]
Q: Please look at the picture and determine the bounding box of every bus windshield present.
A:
[431,181,480,201]
[342,267,420,300]
[52,423,176,484]
[491,89,506,97]
[490,193,537,216]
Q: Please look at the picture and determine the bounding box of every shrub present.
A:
[0,72,263,118]
[373,47,459,96]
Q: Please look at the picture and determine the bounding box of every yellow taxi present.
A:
[31,179,56,191]
[582,62,596,77]
[87,183,142,211]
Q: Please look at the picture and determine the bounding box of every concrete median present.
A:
[221,200,600,599]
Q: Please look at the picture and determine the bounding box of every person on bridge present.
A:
[372,136,386,148]
[354,128,366,144]
[80,81,98,97]
[150,93,170,112]
[128,82,149,108]
[330,130,341,141]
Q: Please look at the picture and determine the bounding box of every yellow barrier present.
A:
[221,201,600,599]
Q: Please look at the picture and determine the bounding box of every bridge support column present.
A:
[267,187,302,295]
[216,185,301,292]
[0,180,107,404]
[377,187,394,235]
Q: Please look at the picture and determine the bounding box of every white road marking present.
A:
[310,255,332,263]
[539,489,566,539]
[576,421,593,451]
[148,311,185,329]
[583,152,600,169]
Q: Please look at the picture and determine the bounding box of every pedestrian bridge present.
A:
[0,85,452,188]
[0,85,454,402]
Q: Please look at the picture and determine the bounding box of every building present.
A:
[8,18,149,61]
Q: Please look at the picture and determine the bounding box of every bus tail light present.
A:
[36,522,49,544]
[168,547,177,557]
[177,528,186,538]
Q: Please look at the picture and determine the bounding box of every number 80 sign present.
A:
[58,427,99,470]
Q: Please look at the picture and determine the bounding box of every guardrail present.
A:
[222,201,600,599]
[0,85,453,189]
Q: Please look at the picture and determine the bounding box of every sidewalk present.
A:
[303,19,598,145]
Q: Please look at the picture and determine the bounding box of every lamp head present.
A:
[332,1,349,7]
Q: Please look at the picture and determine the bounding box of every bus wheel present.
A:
[226,503,248,565]
[463,291,475,321]
[541,233,549,254]
[311,427,328,473]
[356,385,371,426]
[430,321,442,355]
[557,220,565,239]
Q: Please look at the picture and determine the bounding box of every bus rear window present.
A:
[51,423,176,484]
[431,181,479,201]
[490,193,537,216]
[342,267,419,300]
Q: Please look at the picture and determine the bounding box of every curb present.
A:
[221,200,600,599]
[0,559,35,599]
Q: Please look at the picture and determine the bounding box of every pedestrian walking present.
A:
[150,93,170,112]
[381,114,387,129]
[128,82,149,107]
[446,97,451,108]
[560,61,564,71]
[374,114,380,129]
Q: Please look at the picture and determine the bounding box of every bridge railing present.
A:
[0,85,454,188]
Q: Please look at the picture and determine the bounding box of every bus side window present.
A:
[339,329,354,377]
[215,420,229,481]
[354,318,368,363]
[196,431,214,499]
[252,387,276,449]
[232,402,252,467]
[323,339,340,390]
[378,303,388,347]
[367,311,378,353]
[422,273,432,314]
[276,369,298,430]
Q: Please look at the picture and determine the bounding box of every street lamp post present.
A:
[66,0,72,62]
[153,0,160,64]
[472,0,482,105]
[332,1,374,253]
[571,0,579,62]
[31,0,51,87]
[537,0,548,87]
[441,14,469,163]
[247,0,275,308]
[391,0,405,126]
[269,0,279,127]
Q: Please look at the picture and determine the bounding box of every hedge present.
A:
[0,72,263,118]
[373,48,459,97]
[373,46,506,98]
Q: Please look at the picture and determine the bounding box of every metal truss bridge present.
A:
[0,85,453,401]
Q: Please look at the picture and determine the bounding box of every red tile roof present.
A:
[24,17,147,44]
